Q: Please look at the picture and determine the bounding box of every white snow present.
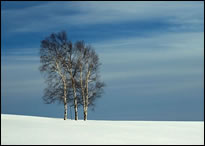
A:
[1,114,204,145]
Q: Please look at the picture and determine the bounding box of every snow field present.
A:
[1,114,204,145]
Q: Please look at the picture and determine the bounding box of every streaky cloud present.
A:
[2,1,203,33]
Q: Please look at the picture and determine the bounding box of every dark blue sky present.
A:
[1,1,204,121]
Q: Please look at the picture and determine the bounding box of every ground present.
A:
[1,114,204,145]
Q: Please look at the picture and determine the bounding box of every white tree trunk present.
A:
[64,98,67,120]
[84,107,88,121]
[63,81,67,120]
[56,61,68,120]
[84,70,90,121]
[74,98,78,120]
[71,78,78,120]
[80,65,87,121]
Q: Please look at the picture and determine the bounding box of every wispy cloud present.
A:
[95,31,204,93]
[1,58,44,98]
[95,31,204,65]
[2,1,203,33]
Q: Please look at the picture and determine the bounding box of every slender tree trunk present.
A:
[63,82,67,120]
[80,65,87,121]
[70,105,72,120]
[55,61,68,120]
[64,98,67,120]
[84,98,88,121]
[74,98,78,120]
[71,78,78,120]
[84,107,88,121]
[84,70,90,121]
[67,62,78,121]
[84,86,88,121]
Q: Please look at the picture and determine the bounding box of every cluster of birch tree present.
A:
[39,31,104,121]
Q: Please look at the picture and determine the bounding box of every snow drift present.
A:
[1,114,204,145]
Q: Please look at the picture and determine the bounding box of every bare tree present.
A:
[75,41,105,120]
[40,31,104,121]
[61,39,79,120]
[39,32,70,120]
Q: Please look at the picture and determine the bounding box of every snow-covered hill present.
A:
[1,114,204,145]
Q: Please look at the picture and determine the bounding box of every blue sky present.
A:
[1,1,204,121]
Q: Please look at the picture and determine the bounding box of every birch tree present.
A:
[75,41,105,120]
[39,33,70,120]
[40,31,104,121]
[62,40,79,120]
